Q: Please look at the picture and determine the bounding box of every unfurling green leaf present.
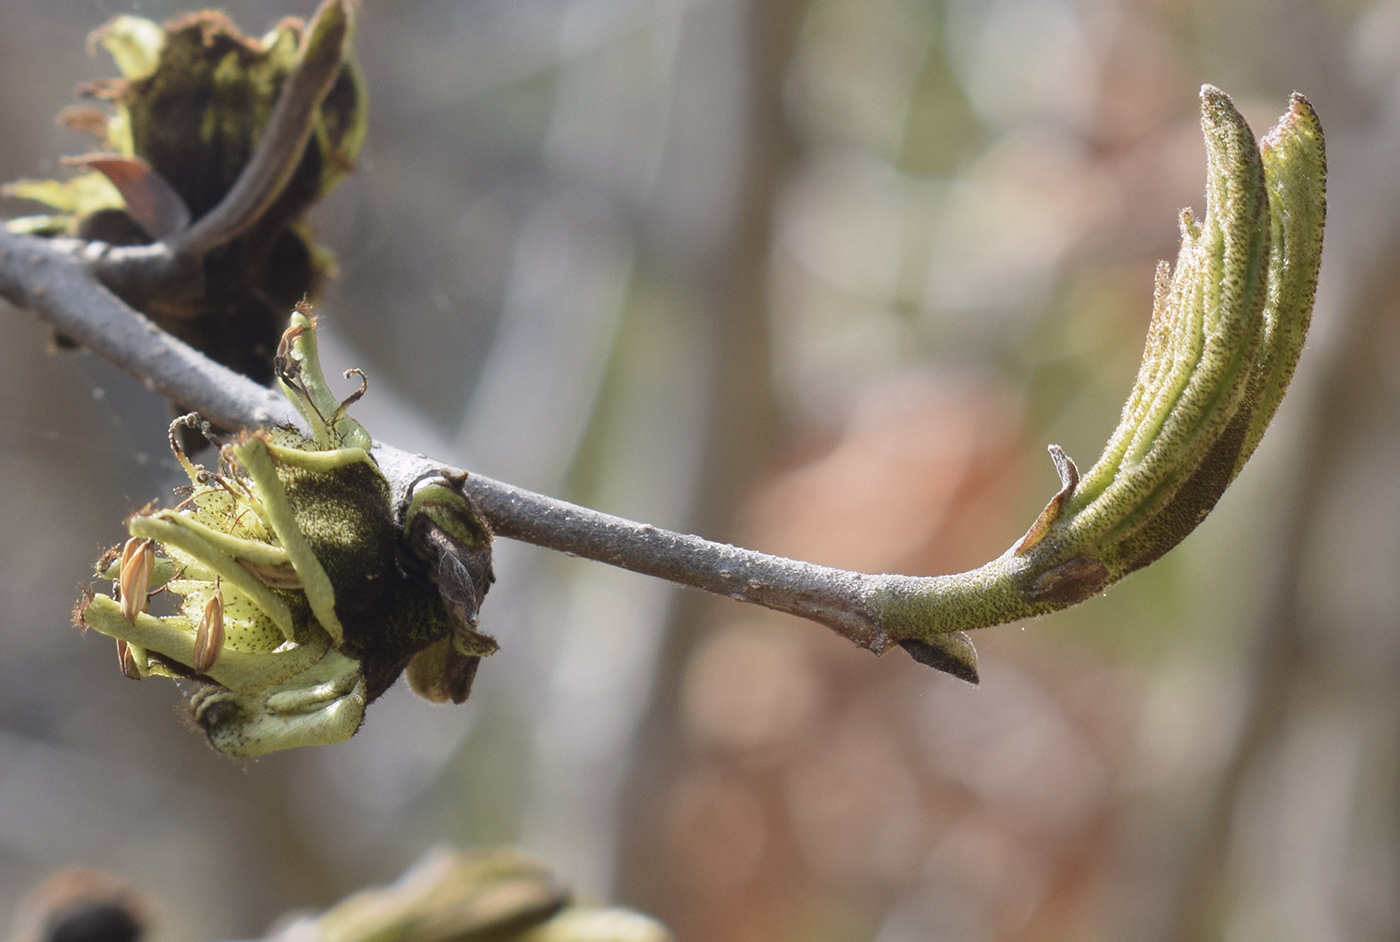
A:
[877,87,1325,680]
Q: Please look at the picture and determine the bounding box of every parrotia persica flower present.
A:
[77,310,496,757]
[887,87,1325,681]
[3,1,365,385]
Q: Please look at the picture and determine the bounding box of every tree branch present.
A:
[0,229,291,429]
[0,222,988,676]
[0,87,1326,685]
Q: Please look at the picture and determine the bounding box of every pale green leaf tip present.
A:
[92,15,166,80]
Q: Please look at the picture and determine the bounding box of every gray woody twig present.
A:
[0,225,923,665]
[0,87,1326,685]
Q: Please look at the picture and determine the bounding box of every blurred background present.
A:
[0,0,1394,939]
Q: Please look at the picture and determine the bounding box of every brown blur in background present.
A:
[0,0,1394,939]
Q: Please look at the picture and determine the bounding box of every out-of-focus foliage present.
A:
[309,845,671,942]
[0,1,1390,942]
[8,850,672,942]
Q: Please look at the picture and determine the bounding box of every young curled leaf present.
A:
[1239,93,1327,469]
[873,86,1325,680]
[1059,85,1274,570]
